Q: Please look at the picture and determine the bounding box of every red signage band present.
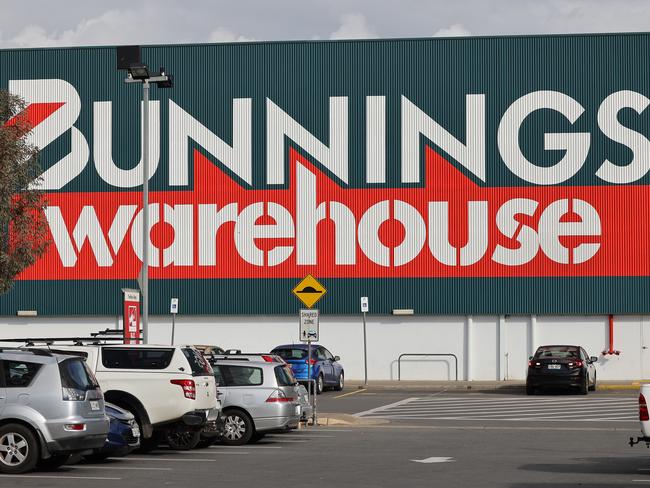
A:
[17,147,649,281]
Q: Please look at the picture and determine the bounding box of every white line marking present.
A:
[374,405,630,414]
[368,416,636,422]
[411,457,455,464]
[378,407,638,418]
[409,396,636,404]
[0,474,121,480]
[261,439,308,443]
[210,445,282,449]
[354,397,420,417]
[407,398,636,407]
[71,466,172,471]
[116,457,215,462]
[152,450,249,455]
[266,435,335,438]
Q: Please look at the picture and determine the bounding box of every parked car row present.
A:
[0,336,344,473]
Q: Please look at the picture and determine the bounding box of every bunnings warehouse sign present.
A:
[1,34,649,315]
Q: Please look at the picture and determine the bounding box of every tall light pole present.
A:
[117,46,173,344]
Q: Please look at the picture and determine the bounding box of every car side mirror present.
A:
[528,356,533,361]
[334,356,340,362]
[590,356,598,363]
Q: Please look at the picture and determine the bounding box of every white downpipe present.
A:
[529,315,538,358]
[466,315,473,381]
[498,315,506,380]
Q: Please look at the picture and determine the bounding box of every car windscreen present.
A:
[275,365,297,386]
[102,348,175,369]
[182,348,214,376]
[59,359,99,390]
[215,365,263,386]
[534,346,580,359]
[272,348,308,360]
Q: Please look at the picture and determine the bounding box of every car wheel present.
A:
[589,372,597,392]
[334,372,344,391]
[166,428,201,450]
[316,374,324,395]
[579,376,588,395]
[221,410,254,446]
[37,454,70,470]
[526,383,535,396]
[0,424,39,474]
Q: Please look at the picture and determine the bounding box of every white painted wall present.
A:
[0,314,646,381]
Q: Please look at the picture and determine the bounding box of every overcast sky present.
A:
[0,0,648,48]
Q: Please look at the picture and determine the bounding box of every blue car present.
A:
[271,344,344,394]
[84,403,140,462]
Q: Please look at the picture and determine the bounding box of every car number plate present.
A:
[547,364,561,370]
[90,401,100,410]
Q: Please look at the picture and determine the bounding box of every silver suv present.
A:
[210,360,301,445]
[0,349,109,474]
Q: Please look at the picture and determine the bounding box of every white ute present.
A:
[630,384,650,448]
[20,341,220,450]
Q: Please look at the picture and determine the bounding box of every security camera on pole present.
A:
[292,274,327,426]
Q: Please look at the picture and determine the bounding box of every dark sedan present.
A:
[526,345,598,395]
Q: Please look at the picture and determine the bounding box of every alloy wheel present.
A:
[0,433,29,467]
[224,415,246,441]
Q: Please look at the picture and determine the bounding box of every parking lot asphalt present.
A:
[2,389,647,487]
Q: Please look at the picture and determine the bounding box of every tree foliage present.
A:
[0,90,49,294]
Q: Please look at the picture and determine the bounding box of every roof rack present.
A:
[90,328,127,338]
[0,333,142,346]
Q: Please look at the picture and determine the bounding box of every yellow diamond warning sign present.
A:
[292,275,327,308]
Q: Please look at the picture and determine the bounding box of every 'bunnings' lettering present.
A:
[12,79,650,190]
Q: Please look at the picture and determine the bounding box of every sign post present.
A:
[122,289,141,344]
[170,297,179,345]
[293,275,327,426]
[300,308,319,425]
[361,297,369,385]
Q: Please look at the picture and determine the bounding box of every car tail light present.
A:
[266,390,294,403]
[262,355,275,362]
[528,360,541,368]
[305,359,317,366]
[568,360,584,368]
[63,423,86,431]
[62,387,87,401]
[640,393,649,421]
[171,379,196,400]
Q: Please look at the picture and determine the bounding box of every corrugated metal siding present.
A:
[0,34,649,315]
